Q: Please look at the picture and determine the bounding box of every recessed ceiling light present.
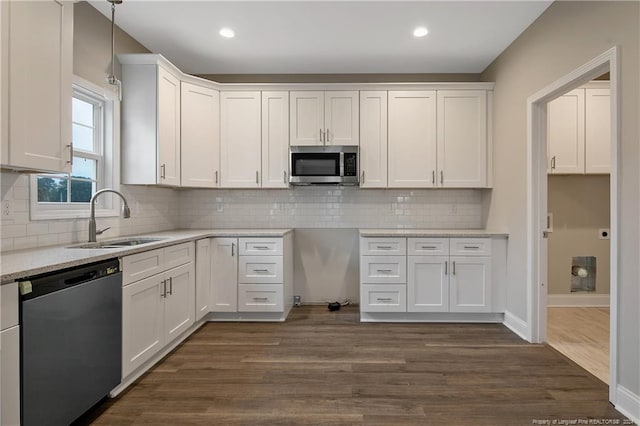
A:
[219,28,235,38]
[413,27,429,38]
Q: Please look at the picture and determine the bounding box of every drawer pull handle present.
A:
[377,269,393,273]
[254,246,270,250]
[464,246,480,249]
[377,298,393,302]
[376,246,393,249]
[421,246,437,249]
[253,269,269,273]
[253,297,269,301]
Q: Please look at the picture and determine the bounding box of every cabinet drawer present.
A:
[238,238,283,256]
[361,284,407,312]
[238,256,283,284]
[1,283,19,330]
[238,284,283,312]
[122,248,165,285]
[360,255,406,284]
[360,237,406,255]
[449,238,491,256]
[408,238,449,256]
[164,241,195,269]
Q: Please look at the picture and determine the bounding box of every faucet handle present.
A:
[96,226,111,236]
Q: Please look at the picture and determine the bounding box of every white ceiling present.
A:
[88,1,553,75]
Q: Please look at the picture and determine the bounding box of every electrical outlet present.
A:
[2,201,11,217]
[293,295,301,306]
[598,229,610,240]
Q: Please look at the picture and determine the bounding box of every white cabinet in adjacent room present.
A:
[181,82,220,188]
[548,84,610,175]
[220,91,262,188]
[120,56,182,186]
[290,91,359,146]
[388,91,437,187]
[359,91,388,188]
[1,0,73,173]
[437,90,488,187]
[261,91,290,188]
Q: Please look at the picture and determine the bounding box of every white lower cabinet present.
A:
[361,236,495,318]
[195,238,212,321]
[122,243,195,378]
[210,235,293,319]
[1,282,20,426]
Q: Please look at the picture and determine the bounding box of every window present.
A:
[30,76,120,220]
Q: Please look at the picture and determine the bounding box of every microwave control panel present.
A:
[344,153,357,177]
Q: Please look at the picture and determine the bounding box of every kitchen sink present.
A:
[67,237,166,249]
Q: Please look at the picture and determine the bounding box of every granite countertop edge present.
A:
[1,229,293,283]
[358,229,509,237]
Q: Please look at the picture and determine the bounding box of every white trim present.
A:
[359,312,504,323]
[502,311,530,341]
[615,385,640,425]
[526,46,619,403]
[547,294,610,307]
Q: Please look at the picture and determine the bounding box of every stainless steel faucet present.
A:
[88,189,131,242]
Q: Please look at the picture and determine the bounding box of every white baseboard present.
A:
[503,311,530,341]
[615,385,640,424]
[547,293,610,307]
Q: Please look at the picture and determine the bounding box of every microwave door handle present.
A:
[339,152,344,177]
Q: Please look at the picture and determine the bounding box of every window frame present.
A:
[30,75,121,220]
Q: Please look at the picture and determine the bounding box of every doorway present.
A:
[526,47,619,402]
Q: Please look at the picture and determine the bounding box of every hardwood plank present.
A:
[76,305,628,425]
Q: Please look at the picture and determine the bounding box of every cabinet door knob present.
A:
[440,170,444,185]
[361,170,365,184]
[66,142,74,165]
[160,164,166,179]
[283,170,287,184]
[445,261,448,275]
[326,128,330,144]
[551,156,556,170]
[231,242,235,257]
[256,170,259,185]
[432,170,435,185]
[215,170,218,185]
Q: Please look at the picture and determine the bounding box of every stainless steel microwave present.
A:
[289,145,359,185]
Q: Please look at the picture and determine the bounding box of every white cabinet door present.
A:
[388,91,437,187]
[1,326,20,426]
[164,262,195,344]
[181,82,220,188]
[449,256,492,313]
[290,91,324,145]
[407,256,449,312]
[220,91,262,187]
[211,237,238,312]
[324,91,359,146]
[122,274,165,377]
[585,88,610,174]
[437,90,487,187]
[4,0,72,172]
[548,89,585,174]
[261,91,289,188]
[195,239,212,321]
[157,66,181,186]
[359,91,388,188]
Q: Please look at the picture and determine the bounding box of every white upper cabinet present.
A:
[359,91,388,188]
[290,91,358,146]
[388,91,437,188]
[1,0,73,173]
[261,91,289,188]
[547,84,610,175]
[437,90,487,187]
[547,89,585,174]
[585,87,610,174]
[120,57,182,186]
[157,67,181,186]
[220,91,262,188]
[181,82,220,188]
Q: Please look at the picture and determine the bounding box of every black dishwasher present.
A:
[20,258,122,426]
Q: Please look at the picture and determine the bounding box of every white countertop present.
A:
[359,229,509,238]
[0,229,293,283]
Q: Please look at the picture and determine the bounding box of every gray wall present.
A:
[548,175,610,295]
[481,0,639,398]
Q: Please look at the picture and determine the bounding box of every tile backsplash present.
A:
[1,172,180,252]
[179,186,484,229]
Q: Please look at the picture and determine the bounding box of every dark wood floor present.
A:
[79,305,628,425]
